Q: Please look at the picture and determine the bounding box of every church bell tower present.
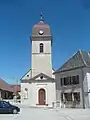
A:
[30,13,53,78]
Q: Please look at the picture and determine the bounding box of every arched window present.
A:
[40,43,43,53]
[24,88,28,99]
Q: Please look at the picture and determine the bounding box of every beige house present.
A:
[54,50,90,108]
[21,14,56,107]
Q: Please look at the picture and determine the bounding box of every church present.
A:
[21,14,56,107]
[21,14,90,108]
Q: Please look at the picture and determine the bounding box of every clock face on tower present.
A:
[39,30,44,35]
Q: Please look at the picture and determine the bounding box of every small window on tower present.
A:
[40,43,43,53]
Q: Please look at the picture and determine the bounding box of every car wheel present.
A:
[13,109,18,114]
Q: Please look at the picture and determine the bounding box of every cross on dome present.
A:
[39,8,44,24]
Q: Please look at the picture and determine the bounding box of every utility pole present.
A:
[12,77,19,103]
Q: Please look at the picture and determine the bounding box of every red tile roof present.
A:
[11,85,21,92]
[0,78,20,92]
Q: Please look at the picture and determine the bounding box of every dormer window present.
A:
[40,43,43,53]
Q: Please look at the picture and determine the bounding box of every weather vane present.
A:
[40,8,44,22]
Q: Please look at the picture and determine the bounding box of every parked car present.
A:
[0,101,20,114]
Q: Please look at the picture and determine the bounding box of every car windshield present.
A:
[3,101,11,107]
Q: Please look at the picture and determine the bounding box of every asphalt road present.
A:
[0,107,90,120]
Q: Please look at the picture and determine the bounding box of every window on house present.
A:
[61,93,63,101]
[72,76,76,84]
[64,77,68,85]
[70,76,72,85]
[64,93,72,101]
[61,78,63,86]
[61,75,79,86]
[67,76,71,85]
[40,43,43,53]
[72,75,79,85]
[73,92,80,102]
[76,75,79,84]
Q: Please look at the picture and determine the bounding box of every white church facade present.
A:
[21,14,56,107]
[20,14,90,109]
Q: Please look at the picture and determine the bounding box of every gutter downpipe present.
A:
[81,67,85,109]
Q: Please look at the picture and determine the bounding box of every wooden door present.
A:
[38,89,46,105]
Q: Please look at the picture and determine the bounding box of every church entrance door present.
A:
[38,89,46,105]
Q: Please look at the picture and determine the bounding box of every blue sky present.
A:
[0,0,90,84]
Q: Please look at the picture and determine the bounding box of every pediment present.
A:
[35,76,47,80]
[21,73,55,83]
[21,69,31,80]
[31,73,54,81]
